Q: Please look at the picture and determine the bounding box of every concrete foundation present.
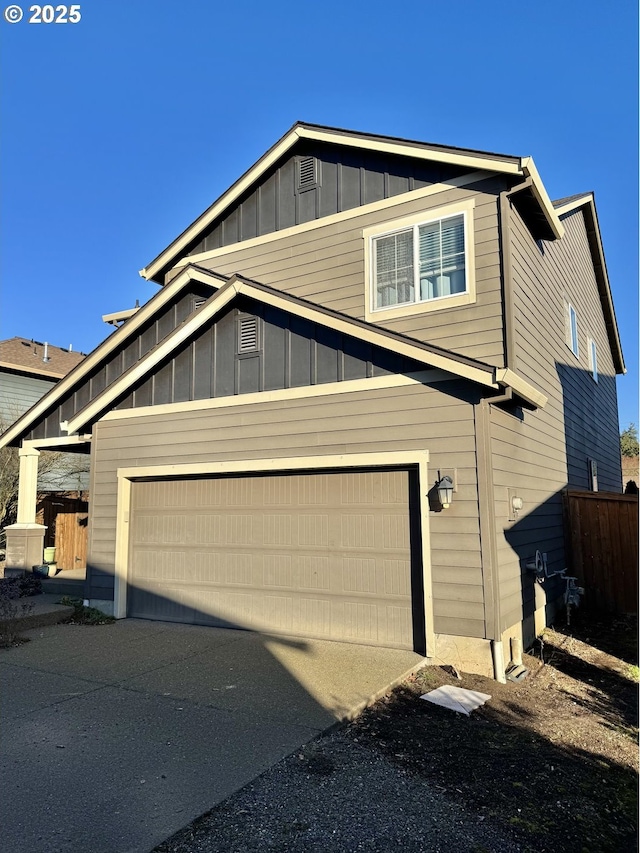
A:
[87,599,114,617]
[431,633,495,678]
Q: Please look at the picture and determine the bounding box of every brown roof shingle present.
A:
[0,337,85,379]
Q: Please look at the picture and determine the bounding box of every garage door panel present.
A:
[128,469,419,649]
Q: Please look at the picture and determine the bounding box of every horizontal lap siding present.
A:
[0,374,55,422]
[493,206,622,632]
[491,408,566,632]
[194,178,505,367]
[88,380,486,638]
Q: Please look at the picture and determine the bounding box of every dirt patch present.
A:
[155,613,637,853]
[348,612,638,853]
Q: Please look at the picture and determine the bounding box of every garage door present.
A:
[127,468,420,649]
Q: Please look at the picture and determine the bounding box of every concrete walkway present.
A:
[0,619,425,853]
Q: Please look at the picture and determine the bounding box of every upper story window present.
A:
[565,301,579,358]
[364,199,476,322]
[588,337,598,382]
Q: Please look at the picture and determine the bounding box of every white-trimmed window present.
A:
[588,336,598,382]
[364,201,475,321]
[565,301,579,358]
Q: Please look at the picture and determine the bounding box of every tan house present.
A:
[0,124,625,679]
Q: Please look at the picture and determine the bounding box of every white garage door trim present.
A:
[114,451,434,656]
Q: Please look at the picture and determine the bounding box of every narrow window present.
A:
[565,302,579,358]
[588,337,598,382]
[588,458,598,492]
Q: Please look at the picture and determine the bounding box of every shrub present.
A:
[0,579,36,646]
[58,597,115,625]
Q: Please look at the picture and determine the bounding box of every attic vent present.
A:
[193,297,206,310]
[238,317,259,353]
[296,156,320,192]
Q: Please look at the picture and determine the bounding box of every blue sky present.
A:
[1,0,637,429]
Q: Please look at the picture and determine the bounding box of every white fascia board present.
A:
[581,199,625,374]
[520,157,565,240]
[0,275,210,451]
[495,368,548,409]
[24,434,92,450]
[102,306,141,326]
[553,194,594,217]
[298,126,523,175]
[65,280,239,434]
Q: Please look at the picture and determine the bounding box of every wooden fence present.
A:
[563,490,638,615]
[36,495,89,571]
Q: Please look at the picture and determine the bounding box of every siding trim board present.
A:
[102,370,448,423]
[113,450,435,656]
[175,170,494,272]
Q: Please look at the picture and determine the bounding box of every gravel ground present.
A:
[154,731,521,853]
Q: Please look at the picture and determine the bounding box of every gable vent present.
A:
[192,297,206,310]
[296,155,320,192]
[238,317,259,352]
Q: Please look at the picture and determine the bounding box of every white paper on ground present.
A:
[419,684,492,716]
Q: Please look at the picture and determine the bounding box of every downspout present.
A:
[499,177,531,372]
[482,176,533,680]
[476,387,513,683]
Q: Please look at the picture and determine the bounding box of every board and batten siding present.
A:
[187,143,473,254]
[87,380,487,640]
[182,177,507,368]
[491,204,622,635]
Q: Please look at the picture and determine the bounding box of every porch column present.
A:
[17,446,40,524]
[3,445,46,573]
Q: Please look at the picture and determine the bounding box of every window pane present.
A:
[569,307,579,355]
[375,231,414,307]
[418,215,465,301]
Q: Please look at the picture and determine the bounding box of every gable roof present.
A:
[0,272,226,449]
[0,337,85,380]
[0,265,547,448]
[552,193,625,374]
[140,122,564,284]
[63,265,547,434]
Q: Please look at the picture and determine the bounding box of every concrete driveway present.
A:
[0,619,424,853]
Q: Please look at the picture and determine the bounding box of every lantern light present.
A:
[436,475,454,509]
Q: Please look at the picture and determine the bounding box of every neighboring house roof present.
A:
[0,337,85,380]
[140,121,564,284]
[551,193,625,374]
[552,192,594,210]
[0,264,548,449]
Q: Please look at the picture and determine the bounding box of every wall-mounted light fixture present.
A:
[436,475,454,509]
[508,489,523,522]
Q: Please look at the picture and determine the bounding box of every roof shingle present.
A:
[0,337,85,379]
